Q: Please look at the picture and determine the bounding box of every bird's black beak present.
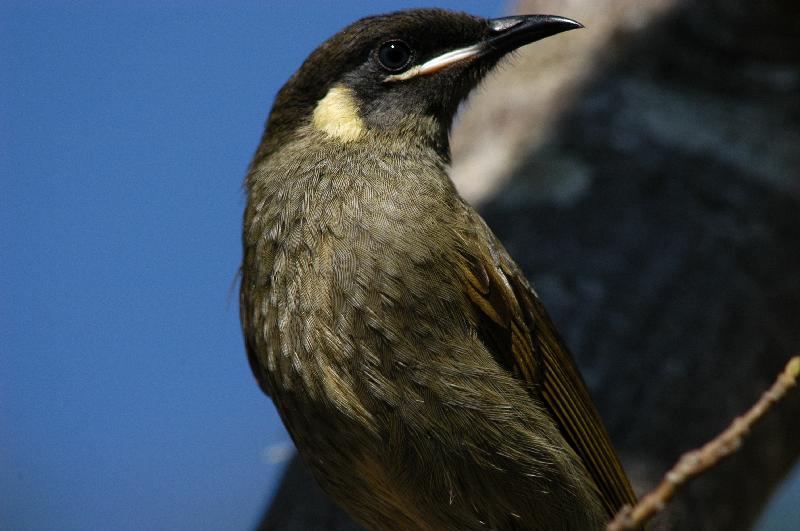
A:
[385,14,582,82]
[485,15,583,55]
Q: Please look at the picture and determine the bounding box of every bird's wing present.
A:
[458,226,638,519]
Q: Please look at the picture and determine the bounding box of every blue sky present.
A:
[2,2,797,530]
[1,2,504,530]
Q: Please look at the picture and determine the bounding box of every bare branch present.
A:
[607,356,800,531]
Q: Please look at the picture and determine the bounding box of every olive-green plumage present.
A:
[241,9,637,530]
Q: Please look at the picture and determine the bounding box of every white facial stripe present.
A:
[384,43,483,82]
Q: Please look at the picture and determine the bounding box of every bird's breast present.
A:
[247,151,467,415]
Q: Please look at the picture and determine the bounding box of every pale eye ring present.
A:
[376,40,413,72]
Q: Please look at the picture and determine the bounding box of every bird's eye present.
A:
[377,40,413,72]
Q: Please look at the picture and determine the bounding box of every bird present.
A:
[240,8,638,531]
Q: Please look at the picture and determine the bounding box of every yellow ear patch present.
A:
[312,86,365,142]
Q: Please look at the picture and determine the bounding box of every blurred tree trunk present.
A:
[255,0,800,529]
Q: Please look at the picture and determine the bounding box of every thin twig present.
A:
[606,356,800,531]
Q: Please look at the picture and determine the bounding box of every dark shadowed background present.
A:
[2,1,797,530]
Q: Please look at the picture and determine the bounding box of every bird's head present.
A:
[255,9,582,161]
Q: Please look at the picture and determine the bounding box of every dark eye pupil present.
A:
[378,41,412,72]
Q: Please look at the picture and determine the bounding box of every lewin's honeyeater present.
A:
[241,9,638,530]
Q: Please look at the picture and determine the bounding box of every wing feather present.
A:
[459,234,637,519]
